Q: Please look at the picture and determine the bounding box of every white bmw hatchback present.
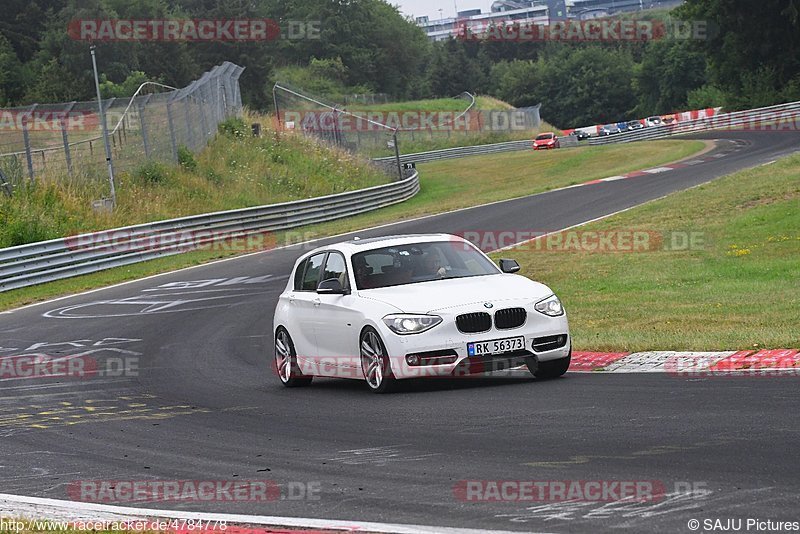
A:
[273,234,571,393]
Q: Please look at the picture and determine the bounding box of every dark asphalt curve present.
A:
[1,131,798,533]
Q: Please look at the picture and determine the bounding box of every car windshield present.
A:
[352,241,500,290]
[535,133,553,140]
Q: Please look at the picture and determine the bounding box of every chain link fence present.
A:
[0,62,244,187]
[272,83,541,165]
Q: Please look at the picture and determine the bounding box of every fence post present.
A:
[61,102,76,177]
[166,96,179,163]
[220,84,228,117]
[392,130,402,181]
[183,97,195,150]
[198,90,210,144]
[22,104,36,182]
[272,83,281,131]
[138,94,152,158]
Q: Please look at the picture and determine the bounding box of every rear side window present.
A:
[293,259,308,290]
[300,253,326,291]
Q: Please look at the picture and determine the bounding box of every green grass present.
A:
[494,155,800,351]
[351,95,512,112]
[321,94,547,157]
[0,114,389,248]
[334,139,705,228]
[0,139,704,311]
[381,126,560,160]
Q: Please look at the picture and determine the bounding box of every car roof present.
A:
[301,233,464,258]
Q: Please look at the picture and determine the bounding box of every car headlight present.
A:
[534,295,564,316]
[382,314,442,335]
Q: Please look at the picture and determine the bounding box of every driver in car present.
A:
[421,252,446,278]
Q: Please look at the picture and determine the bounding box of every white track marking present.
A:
[642,167,673,174]
[600,351,736,373]
[0,493,545,534]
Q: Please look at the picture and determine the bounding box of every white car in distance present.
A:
[273,234,571,393]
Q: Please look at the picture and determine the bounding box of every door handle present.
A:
[313,298,321,307]
[288,294,296,304]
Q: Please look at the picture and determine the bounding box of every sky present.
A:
[395,0,489,21]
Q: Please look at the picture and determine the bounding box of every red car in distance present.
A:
[532,132,559,150]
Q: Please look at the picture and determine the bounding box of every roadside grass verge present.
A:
[380,126,560,160]
[322,139,705,230]
[346,95,512,112]
[0,113,389,248]
[0,139,705,311]
[333,94,549,157]
[493,154,800,351]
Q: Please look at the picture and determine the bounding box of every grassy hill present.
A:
[0,114,389,248]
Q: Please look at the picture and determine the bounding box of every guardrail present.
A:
[0,170,419,292]
[588,101,800,145]
[373,139,531,166]
[375,100,800,163]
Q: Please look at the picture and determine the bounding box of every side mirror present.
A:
[498,258,520,273]
[317,278,349,295]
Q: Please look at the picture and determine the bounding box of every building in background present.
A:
[415,0,683,40]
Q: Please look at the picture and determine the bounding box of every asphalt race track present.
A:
[1,131,799,533]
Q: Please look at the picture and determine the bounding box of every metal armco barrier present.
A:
[588,101,800,145]
[376,100,800,162]
[373,139,532,166]
[0,171,419,292]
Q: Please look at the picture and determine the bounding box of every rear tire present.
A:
[360,328,396,393]
[274,328,312,388]
[531,352,571,379]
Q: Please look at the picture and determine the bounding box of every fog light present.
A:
[406,354,420,366]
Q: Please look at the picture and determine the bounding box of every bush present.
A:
[135,160,169,184]
[177,145,197,171]
[218,116,248,139]
[687,84,727,110]
[3,215,55,246]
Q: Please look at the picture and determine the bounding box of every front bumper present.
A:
[378,305,570,380]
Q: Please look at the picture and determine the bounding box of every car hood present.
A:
[357,274,552,314]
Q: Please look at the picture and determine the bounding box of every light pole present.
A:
[90,45,116,208]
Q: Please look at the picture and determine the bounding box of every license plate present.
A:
[467,336,526,357]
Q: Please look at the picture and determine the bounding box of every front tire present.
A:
[360,328,396,393]
[275,328,312,388]
[532,352,571,379]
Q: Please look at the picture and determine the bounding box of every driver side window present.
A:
[321,252,348,290]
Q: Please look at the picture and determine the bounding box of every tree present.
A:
[490,46,636,128]
[632,39,707,116]
[677,0,800,109]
